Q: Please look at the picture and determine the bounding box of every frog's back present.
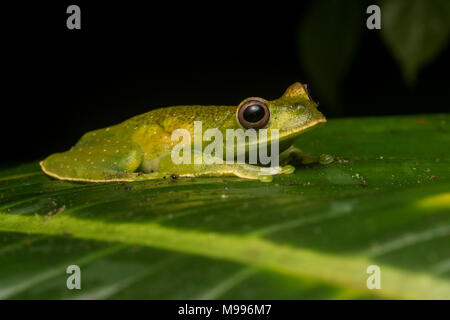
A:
[117,105,236,160]
[125,105,236,129]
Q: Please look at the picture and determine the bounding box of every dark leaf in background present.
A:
[380,0,450,84]
[298,0,365,115]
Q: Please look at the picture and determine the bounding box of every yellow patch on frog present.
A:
[133,120,196,160]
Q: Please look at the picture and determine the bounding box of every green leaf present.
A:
[380,0,450,84]
[298,0,364,115]
[1,114,449,299]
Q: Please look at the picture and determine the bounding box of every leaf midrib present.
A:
[0,213,448,299]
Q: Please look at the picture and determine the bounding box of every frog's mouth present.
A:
[234,116,326,154]
[280,117,327,141]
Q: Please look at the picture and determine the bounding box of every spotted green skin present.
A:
[41,83,330,182]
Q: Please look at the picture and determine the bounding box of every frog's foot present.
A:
[254,164,295,183]
[234,164,295,182]
[281,164,295,174]
[279,146,334,166]
[319,154,334,165]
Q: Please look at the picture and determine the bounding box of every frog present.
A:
[40,82,333,183]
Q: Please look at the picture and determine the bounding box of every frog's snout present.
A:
[312,105,327,123]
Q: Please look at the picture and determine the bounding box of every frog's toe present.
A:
[319,154,334,165]
[281,164,295,175]
[258,175,273,183]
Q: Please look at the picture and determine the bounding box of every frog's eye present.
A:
[237,98,270,129]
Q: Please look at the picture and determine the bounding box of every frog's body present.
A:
[41,83,333,182]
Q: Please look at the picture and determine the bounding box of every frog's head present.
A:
[235,82,326,149]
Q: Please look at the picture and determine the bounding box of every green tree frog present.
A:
[41,83,333,183]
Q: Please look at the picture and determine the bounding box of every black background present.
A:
[3,1,449,163]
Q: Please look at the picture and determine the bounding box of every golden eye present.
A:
[237,98,270,129]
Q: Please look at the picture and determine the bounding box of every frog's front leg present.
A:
[156,153,294,182]
[279,146,334,166]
